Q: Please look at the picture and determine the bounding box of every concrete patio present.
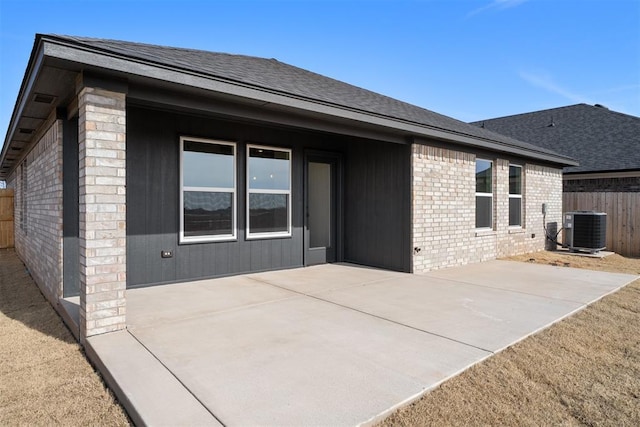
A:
[85,260,637,426]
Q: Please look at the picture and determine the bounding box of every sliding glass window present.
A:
[247,145,291,238]
[180,137,236,243]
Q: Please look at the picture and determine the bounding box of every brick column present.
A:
[495,158,509,232]
[78,87,126,339]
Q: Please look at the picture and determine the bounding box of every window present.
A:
[509,164,523,227]
[247,145,291,238]
[180,137,236,243]
[475,159,493,229]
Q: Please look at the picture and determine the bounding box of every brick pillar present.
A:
[495,159,509,232]
[494,159,509,257]
[78,87,126,339]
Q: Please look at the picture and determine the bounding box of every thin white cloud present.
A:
[467,0,530,18]
[519,70,592,104]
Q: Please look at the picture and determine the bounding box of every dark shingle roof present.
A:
[472,104,640,173]
[49,35,572,163]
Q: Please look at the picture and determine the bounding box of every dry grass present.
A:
[0,249,130,426]
[379,251,640,427]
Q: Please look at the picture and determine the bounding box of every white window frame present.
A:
[509,164,523,228]
[475,158,493,230]
[179,136,237,243]
[246,144,292,239]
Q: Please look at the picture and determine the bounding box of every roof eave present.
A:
[0,35,47,178]
[1,35,576,177]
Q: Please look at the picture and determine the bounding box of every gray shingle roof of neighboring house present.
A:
[47,35,572,162]
[471,104,640,174]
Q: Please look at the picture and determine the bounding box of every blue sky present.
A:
[0,0,638,137]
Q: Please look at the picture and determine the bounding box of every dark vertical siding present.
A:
[344,140,411,272]
[127,107,312,287]
[63,117,79,297]
[126,105,411,287]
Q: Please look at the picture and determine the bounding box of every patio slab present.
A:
[89,260,637,426]
[248,262,403,295]
[86,330,221,427]
[428,260,635,303]
[127,274,296,327]
[129,295,489,426]
[314,274,585,352]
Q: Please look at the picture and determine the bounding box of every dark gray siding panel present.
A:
[126,110,180,286]
[127,107,312,287]
[127,105,411,287]
[344,140,411,272]
[63,117,79,297]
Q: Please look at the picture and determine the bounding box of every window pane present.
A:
[476,160,492,193]
[509,165,522,195]
[476,196,492,228]
[184,191,233,236]
[248,147,290,190]
[309,162,331,248]
[509,197,522,227]
[184,141,234,188]
[249,193,288,234]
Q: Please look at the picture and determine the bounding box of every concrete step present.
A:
[86,330,221,427]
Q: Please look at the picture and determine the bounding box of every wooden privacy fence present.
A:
[0,189,14,249]
[564,192,639,257]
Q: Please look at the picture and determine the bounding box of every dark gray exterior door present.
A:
[305,153,340,265]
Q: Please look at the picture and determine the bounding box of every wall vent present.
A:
[33,93,55,104]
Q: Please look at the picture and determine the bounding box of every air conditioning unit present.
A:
[563,211,607,253]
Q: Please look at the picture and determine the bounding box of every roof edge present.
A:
[47,35,577,166]
[2,34,577,177]
[472,103,640,125]
[0,34,47,178]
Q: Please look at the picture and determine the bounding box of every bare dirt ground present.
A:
[508,249,640,275]
[0,249,130,426]
[379,250,640,426]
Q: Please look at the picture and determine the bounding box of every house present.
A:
[0,34,575,341]
[472,104,640,256]
[471,104,640,192]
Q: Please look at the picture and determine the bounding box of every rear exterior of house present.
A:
[473,104,640,256]
[0,35,575,341]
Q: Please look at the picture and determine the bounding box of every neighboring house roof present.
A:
[471,104,640,175]
[0,34,576,179]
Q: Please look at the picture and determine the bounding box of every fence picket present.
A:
[563,192,639,257]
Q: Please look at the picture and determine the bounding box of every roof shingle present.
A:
[51,35,572,162]
[472,104,640,173]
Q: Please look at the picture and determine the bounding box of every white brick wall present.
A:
[411,143,562,273]
[78,87,127,338]
[7,121,63,304]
